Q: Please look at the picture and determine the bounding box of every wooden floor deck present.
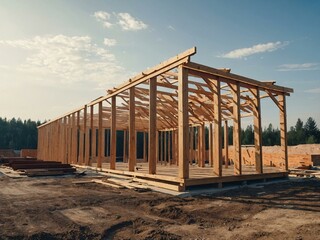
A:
[85,162,288,191]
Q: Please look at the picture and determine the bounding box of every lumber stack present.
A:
[0,157,76,177]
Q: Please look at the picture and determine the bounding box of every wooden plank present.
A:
[230,82,242,175]
[209,123,213,167]
[92,179,124,189]
[198,124,205,167]
[212,78,222,176]
[97,102,103,168]
[279,94,288,171]
[224,120,229,168]
[110,96,116,170]
[89,105,94,166]
[149,77,157,174]
[129,87,136,171]
[132,177,180,191]
[84,105,90,166]
[178,65,189,179]
[252,88,263,173]
[185,172,288,186]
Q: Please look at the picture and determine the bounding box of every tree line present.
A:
[238,117,320,146]
[0,116,319,151]
[0,118,41,150]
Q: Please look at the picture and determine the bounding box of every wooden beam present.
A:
[198,124,205,167]
[110,96,116,170]
[84,105,90,166]
[252,88,263,173]
[88,47,196,106]
[89,105,94,166]
[149,77,157,174]
[224,120,229,168]
[178,66,189,179]
[279,94,288,171]
[212,78,222,176]
[97,102,103,168]
[185,61,293,94]
[230,82,242,175]
[209,123,213,167]
[129,87,136,171]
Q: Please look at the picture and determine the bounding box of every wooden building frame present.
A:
[37,47,293,191]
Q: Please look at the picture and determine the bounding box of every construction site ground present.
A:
[0,172,319,240]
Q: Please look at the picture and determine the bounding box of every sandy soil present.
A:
[0,175,319,240]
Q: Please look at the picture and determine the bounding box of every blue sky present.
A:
[0,0,319,128]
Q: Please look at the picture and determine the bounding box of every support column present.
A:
[97,101,103,168]
[149,77,157,174]
[89,105,94,166]
[78,110,84,165]
[110,96,116,169]
[84,105,90,166]
[198,124,205,167]
[178,65,189,179]
[252,88,263,173]
[129,87,136,171]
[224,120,229,168]
[230,82,242,175]
[279,94,288,171]
[212,78,222,176]
[209,123,213,167]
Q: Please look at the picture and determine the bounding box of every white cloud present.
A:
[168,25,175,31]
[220,41,288,59]
[103,38,117,47]
[117,12,147,31]
[278,63,319,71]
[0,35,128,88]
[305,88,320,93]
[94,11,113,28]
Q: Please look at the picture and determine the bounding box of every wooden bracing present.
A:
[37,47,293,191]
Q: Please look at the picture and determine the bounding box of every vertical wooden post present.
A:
[172,130,176,164]
[252,88,263,173]
[149,77,157,174]
[156,131,159,163]
[76,111,80,164]
[129,87,136,171]
[212,78,222,176]
[224,120,229,168]
[62,116,67,164]
[90,105,94,166]
[164,131,167,165]
[231,82,242,175]
[209,123,213,167]
[190,126,194,164]
[97,101,103,168]
[198,124,205,167]
[160,131,163,164]
[279,94,288,171]
[110,96,116,169]
[84,105,90,166]
[78,110,84,165]
[72,112,77,164]
[178,65,189,179]
[168,131,171,164]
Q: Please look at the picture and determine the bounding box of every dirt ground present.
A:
[0,174,319,240]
